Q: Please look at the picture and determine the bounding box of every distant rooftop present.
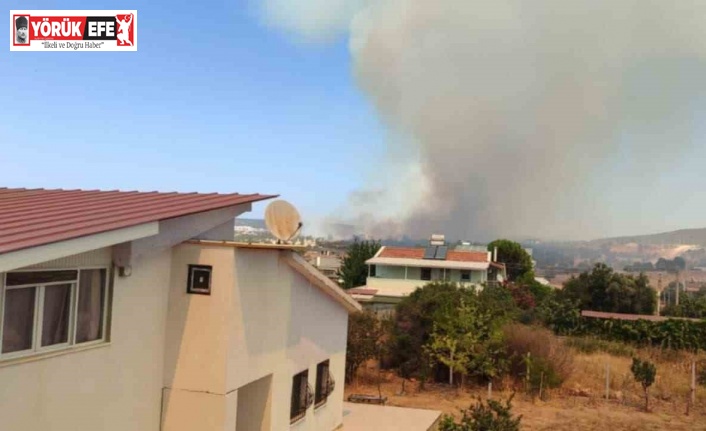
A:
[0,187,275,254]
[367,246,491,270]
[378,246,488,263]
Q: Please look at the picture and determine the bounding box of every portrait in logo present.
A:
[15,16,29,45]
[115,13,133,46]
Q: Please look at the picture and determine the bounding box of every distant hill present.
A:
[589,228,706,247]
[234,218,266,229]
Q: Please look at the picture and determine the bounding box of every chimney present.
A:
[493,247,498,262]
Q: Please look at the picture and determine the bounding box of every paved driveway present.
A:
[342,402,441,431]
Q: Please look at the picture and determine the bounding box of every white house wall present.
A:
[235,248,348,431]
[163,244,349,431]
[0,247,172,431]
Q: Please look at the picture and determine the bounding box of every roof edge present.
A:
[281,252,362,313]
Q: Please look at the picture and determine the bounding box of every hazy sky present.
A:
[2,0,706,241]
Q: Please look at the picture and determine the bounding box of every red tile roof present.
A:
[347,288,378,295]
[378,247,488,263]
[0,187,275,254]
[447,250,489,263]
[379,247,425,259]
[581,310,701,322]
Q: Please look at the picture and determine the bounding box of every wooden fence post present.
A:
[686,360,696,416]
[691,361,696,408]
[526,352,531,394]
[605,362,610,400]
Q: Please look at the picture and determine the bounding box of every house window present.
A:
[421,267,432,281]
[290,369,313,423]
[1,268,109,358]
[460,270,471,282]
[369,265,377,278]
[315,360,336,407]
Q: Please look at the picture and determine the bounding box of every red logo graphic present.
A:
[115,13,134,46]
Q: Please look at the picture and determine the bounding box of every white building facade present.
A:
[0,188,359,431]
[349,243,499,311]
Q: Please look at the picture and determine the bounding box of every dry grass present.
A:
[346,344,706,430]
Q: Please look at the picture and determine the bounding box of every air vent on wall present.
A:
[187,264,212,295]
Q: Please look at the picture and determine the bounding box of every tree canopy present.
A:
[655,257,687,272]
[560,263,657,315]
[487,239,534,281]
[338,238,381,289]
[345,311,383,383]
[388,282,514,385]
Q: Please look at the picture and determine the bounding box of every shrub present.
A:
[503,324,573,391]
[525,355,563,395]
[439,396,522,431]
[631,357,656,412]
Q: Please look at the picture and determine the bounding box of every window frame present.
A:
[421,267,432,281]
[460,270,471,282]
[0,266,111,361]
[314,359,335,408]
[290,368,313,424]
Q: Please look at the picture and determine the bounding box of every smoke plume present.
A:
[261,0,706,241]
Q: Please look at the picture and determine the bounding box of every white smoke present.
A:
[261,0,706,241]
[259,0,367,41]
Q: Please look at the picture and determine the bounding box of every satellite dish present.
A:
[264,200,303,242]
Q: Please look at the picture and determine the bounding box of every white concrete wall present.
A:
[366,277,427,297]
[0,248,172,431]
[163,244,349,431]
[233,248,348,431]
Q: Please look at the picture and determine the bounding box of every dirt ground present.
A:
[345,352,706,431]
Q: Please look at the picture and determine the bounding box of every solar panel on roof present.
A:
[435,245,448,260]
[423,246,438,259]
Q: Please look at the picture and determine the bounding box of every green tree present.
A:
[424,303,479,386]
[487,240,534,281]
[439,396,522,431]
[389,282,511,387]
[561,263,656,315]
[631,357,656,412]
[338,238,381,289]
[345,311,383,383]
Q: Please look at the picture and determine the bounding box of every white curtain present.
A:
[76,269,105,343]
[41,283,71,346]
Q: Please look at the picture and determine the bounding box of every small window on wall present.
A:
[187,265,212,295]
[290,369,313,423]
[369,265,377,277]
[421,267,432,281]
[460,270,471,282]
[315,360,335,407]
